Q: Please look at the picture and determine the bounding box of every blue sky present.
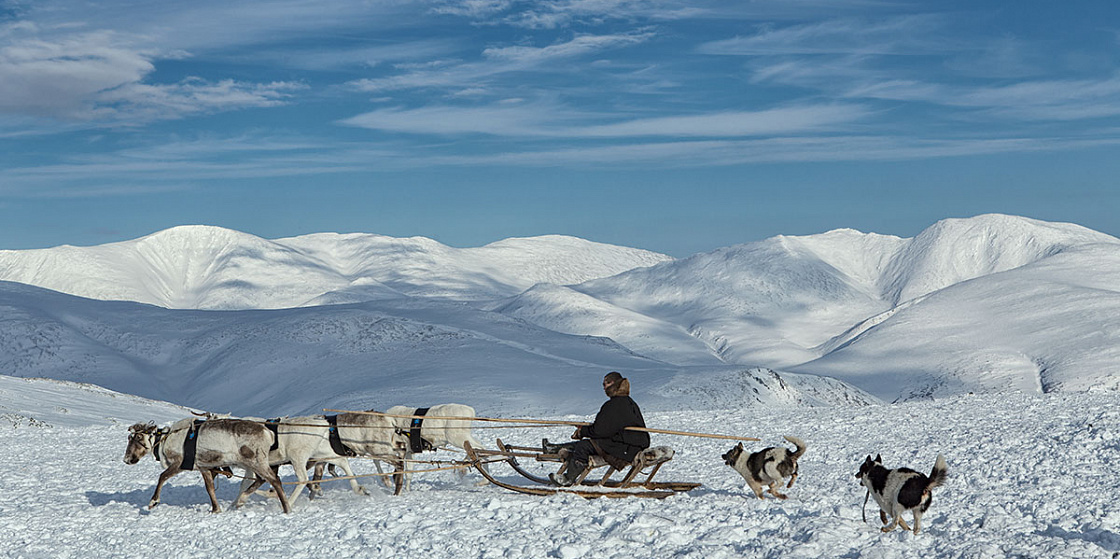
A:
[2,0,1119,257]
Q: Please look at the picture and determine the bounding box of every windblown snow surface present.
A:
[1,380,1118,558]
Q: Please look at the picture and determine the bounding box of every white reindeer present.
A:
[382,404,486,489]
[123,419,291,514]
[232,415,382,506]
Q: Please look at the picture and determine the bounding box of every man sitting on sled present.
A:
[544,371,650,487]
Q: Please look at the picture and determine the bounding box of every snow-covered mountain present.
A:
[1,214,1118,408]
[0,226,673,309]
[0,280,877,417]
[542,215,1120,401]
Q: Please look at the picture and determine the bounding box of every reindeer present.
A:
[381,404,486,489]
[234,414,407,506]
[124,419,291,513]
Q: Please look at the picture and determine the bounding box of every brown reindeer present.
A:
[124,419,291,513]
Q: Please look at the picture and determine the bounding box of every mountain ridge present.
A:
[1,214,1118,407]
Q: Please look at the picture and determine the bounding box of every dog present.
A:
[722,436,806,500]
[856,454,948,534]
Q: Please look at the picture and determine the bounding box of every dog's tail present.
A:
[927,454,948,489]
[783,435,806,459]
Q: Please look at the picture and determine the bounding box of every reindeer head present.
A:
[123,422,158,465]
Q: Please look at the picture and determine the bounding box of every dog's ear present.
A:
[736,442,743,450]
[874,454,882,463]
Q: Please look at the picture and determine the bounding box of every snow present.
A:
[0,227,673,309]
[1,213,1120,556]
[1,386,1118,558]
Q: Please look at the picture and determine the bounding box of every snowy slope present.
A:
[0,375,191,427]
[1,214,1118,406]
[792,242,1120,402]
[2,386,1118,558]
[0,227,672,309]
[0,281,877,418]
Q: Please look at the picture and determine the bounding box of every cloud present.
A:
[698,15,948,56]
[0,29,154,118]
[842,74,1120,121]
[430,0,704,30]
[0,24,305,124]
[340,102,870,138]
[420,135,1120,168]
[95,78,307,124]
[349,31,652,93]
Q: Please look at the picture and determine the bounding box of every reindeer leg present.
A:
[235,474,266,508]
[286,457,312,505]
[251,464,291,514]
[148,467,182,509]
[333,459,368,496]
[393,462,405,496]
[309,462,325,499]
[200,469,222,513]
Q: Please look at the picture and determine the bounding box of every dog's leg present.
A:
[897,516,912,532]
[746,479,765,499]
[767,482,788,500]
[879,510,888,525]
[786,472,798,488]
[911,510,922,534]
[881,515,899,532]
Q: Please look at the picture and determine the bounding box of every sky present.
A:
[2,0,1119,257]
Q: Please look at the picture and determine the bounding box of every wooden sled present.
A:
[463,439,700,499]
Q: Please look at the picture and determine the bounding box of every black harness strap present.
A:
[152,428,169,462]
[180,419,205,471]
[410,407,433,454]
[265,418,282,451]
[325,415,356,457]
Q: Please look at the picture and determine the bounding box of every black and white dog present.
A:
[722,436,806,500]
[856,454,948,534]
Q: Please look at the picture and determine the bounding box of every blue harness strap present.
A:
[410,408,432,454]
[180,419,205,471]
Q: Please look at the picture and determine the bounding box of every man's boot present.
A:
[549,461,587,487]
[541,438,567,454]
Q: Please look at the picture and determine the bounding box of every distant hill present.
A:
[0,227,672,309]
[1,214,1118,407]
[0,281,878,416]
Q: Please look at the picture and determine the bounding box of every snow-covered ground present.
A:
[3,389,1118,558]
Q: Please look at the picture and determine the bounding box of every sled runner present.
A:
[463,439,700,499]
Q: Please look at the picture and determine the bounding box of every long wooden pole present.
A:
[323,409,760,442]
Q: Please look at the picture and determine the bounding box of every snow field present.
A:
[2,392,1119,558]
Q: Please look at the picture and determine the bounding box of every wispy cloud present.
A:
[0,25,305,124]
[420,135,1120,168]
[349,31,652,93]
[698,15,949,56]
[843,74,1120,121]
[431,0,704,30]
[340,102,870,137]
